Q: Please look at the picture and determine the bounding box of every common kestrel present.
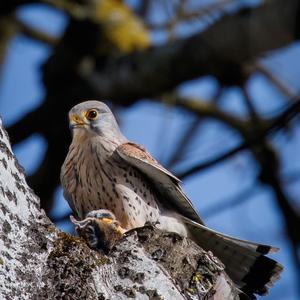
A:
[61,100,282,298]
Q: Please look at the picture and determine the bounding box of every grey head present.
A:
[68,100,127,142]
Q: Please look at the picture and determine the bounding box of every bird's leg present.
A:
[70,209,125,253]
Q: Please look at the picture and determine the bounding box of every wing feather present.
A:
[116,142,204,224]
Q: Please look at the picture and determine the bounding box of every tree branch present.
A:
[202,168,300,219]
[176,96,300,179]
[267,96,300,134]
[147,0,234,30]
[7,0,300,149]
[202,184,258,218]
[161,95,247,134]
[255,63,295,99]
[177,143,247,180]
[165,88,224,169]
[0,122,239,299]
[84,0,300,104]
[6,105,44,145]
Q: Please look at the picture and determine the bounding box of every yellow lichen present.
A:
[95,256,110,266]
[49,232,86,259]
[187,287,196,294]
[49,232,110,267]
[93,0,150,53]
[192,273,203,282]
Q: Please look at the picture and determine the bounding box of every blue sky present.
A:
[0,4,299,299]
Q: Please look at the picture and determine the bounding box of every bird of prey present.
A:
[61,100,282,298]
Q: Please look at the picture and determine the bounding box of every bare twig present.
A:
[256,63,295,99]
[166,117,202,168]
[161,95,247,134]
[176,96,300,179]
[267,97,300,134]
[166,88,223,169]
[203,168,300,219]
[202,184,258,218]
[241,86,260,124]
[147,0,234,30]
[177,143,247,179]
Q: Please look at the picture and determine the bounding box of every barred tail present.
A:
[183,218,283,299]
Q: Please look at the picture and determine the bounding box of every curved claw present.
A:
[70,215,92,228]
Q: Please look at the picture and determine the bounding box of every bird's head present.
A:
[68,100,126,141]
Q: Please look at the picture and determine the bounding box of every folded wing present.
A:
[116,142,204,224]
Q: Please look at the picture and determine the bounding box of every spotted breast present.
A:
[61,132,160,230]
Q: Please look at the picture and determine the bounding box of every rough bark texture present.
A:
[0,122,239,299]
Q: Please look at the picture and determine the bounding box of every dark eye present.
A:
[86,109,98,120]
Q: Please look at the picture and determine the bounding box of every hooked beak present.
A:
[69,114,87,129]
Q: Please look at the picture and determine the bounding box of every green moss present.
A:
[46,224,57,233]
[49,232,86,259]
[192,273,203,282]
[0,257,3,265]
[95,256,110,266]
[187,288,196,294]
[49,232,108,263]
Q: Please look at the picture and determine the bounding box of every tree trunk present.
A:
[0,121,239,299]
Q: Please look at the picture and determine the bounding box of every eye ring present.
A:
[86,109,98,120]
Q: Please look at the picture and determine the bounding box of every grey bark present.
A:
[0,121,239,299]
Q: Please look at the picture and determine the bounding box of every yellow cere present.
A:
[71,115,85,125]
